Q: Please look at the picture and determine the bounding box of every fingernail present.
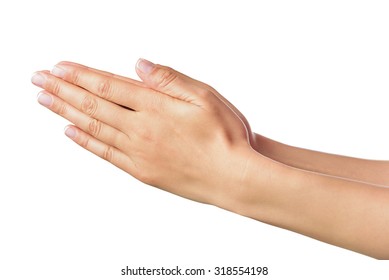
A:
[51,65,66,78]
[136,58,155,74]
[37,92,53,107]
[31,72,46,87]
[64,126,76,139]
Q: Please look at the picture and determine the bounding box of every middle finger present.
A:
[32,71,131,133]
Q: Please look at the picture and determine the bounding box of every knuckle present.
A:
[81,95,98,116]
[79,135,90,149]
[135,170,155,185]
[48,79,62,96]
[154,67,178,89]
[203,84,217,93]
[52,100,67,116]
[88,119,102,137]
[137,126,154,142]
[112,132,126,149]
[196,88,212,98]
[97,79,114,100]
[58,103,67,116]
[102,146,114,162]
[120,135,132,153]
[68,69,81,85]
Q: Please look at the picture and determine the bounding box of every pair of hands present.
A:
[32,59,265,208]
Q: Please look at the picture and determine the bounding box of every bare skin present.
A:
[31,59,389,259]
[252,135,389,187]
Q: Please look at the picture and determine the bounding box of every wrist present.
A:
[252,133,283,160]
[228,147,299,226]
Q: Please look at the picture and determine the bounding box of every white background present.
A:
[1,0,389,279]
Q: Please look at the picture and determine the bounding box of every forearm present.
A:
[253,133,389,186]
[236,152,389,259]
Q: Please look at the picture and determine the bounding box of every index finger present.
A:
[51,62,159,111]
[58,61,145,87]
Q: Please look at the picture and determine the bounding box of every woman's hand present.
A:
[31,59,263,208]
[32,59,389,258]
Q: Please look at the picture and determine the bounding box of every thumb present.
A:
[135,58,204,103]
[135,59,254,142]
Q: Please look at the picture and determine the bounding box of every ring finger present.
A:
[37,90,131,153]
